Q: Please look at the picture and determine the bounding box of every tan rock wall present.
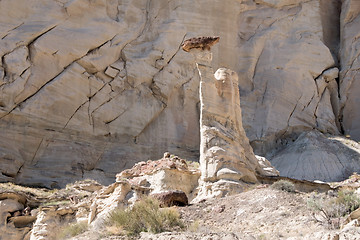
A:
[340,0,360,141]
[0,0,356,185]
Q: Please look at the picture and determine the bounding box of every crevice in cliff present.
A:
[1,171,15,179]
[1,55,7,80]
[104,107,129,125]
[261,80,268,105]
[27,24,58,61]
[117,0,152,89]
[133,105,166,144]
[287,94,302,128]
[0,41,117,121]
[1,22,24,40]
[302,93,315,111]
[30,138,44,165]
[16,162,25,176]
[63,100,88,129]
[252,47,264,90]
[149,33,187,106]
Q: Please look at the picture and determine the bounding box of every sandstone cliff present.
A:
[0,0,359,186]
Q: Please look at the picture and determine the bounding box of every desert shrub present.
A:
[307,189,360,229]
[271,180,296,193]
[188,219,200,232]
[336,189,360,213]
[108,197,185,236]
[58,221,88,239]
[185,160,200,170]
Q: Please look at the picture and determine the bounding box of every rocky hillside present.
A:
[2,159,360,240]
[0,0,360,188]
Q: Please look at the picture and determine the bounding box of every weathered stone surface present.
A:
[340,0,360,141]
[0,0,357,186]
[30,208,74,240]
[90,154,200,228]
[196,56,259,185]
[188,48,278,201]
[255,155,279,177]
[239,0,340,155]
[116,153,200,201]
[151,190,188,207]
[269,131,360,182]
[0,197,30,240]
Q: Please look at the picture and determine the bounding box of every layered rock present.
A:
[0,0,357,185]
[187,47,278,200]
[0,0,202,187]
[340,0,360,141]
[238,0,341,154]
[89,153,200,227]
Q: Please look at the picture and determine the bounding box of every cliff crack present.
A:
[1,22,24,40]
[287,94,303,127]
[63,100,89,129]
[31,138,44,165]
[104,107,129,125]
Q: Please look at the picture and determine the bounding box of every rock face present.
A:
[0,0,359,185]
[340,0,360,141]
[238,0,341,154]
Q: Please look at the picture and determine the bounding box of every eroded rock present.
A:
[0,0,356,193]
[186,46,278,201]
[151,190,188,207]
[270,131,360,182]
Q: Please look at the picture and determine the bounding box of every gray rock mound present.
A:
[270,131,360,182]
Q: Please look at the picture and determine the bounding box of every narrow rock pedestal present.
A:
[187,48,276,201]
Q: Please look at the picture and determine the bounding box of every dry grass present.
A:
[58,221,88,239]
[307,189,360,229]
[107,197,185,236]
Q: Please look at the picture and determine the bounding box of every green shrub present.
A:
[336,189,360,214]
[307,189,360,229]
[271,180,296,193]
[108,197,185,236]
[58,221,88,239]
